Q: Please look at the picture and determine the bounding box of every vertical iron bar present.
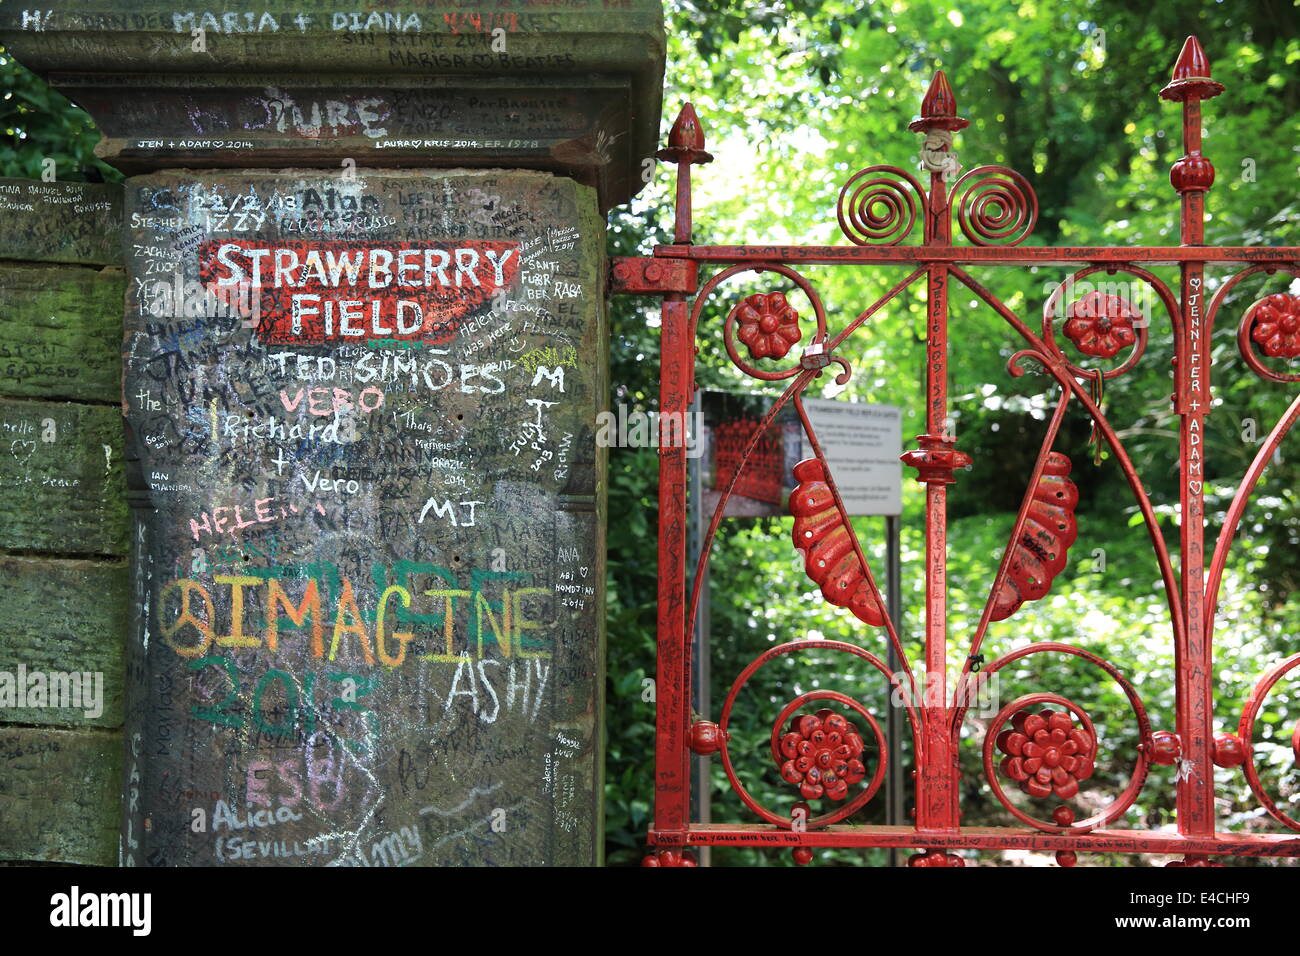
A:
[1175,98,1214,835]
[1161,37,1223,838]
[906,71,966,834]
[687,391,711,865]
[650,103,710,856]
[885,513,904,864]
[674,162,693,245]
[654,292,693,844]
[917,262,957,831]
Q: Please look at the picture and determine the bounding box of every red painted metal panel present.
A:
[611,35,1300,865]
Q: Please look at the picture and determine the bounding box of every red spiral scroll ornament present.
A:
[776,709,868,801]
[997,707,1096,799]
[835,165,926,246]
[989,452,1079,622]
[731,291,803,361]
[790,459,887,626]
[951,165,1038,246]
[1063,292,1142,359]
[1247,294,1300,359]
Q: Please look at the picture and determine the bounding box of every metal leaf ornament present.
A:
[790,458,886,626]
[990,452,1079,621]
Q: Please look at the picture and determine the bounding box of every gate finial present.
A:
[658,103,714,245]
[657,103,714,166]
[1161,37,1223,200]
[1160,35,1224,102]
[910,71,969,132]
[662,103,711,157]
[911,71,967,234]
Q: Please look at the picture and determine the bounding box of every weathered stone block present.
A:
[0,264,125,404]
[0,555,127,728]
[0,178,122,266]
[121,168,606,865]
[0,399,129,555]
[0,726,123,865]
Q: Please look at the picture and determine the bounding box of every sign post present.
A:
[694,392,903,864]
[800,399,905,865]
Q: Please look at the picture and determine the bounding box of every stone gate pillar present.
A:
[3,1,664,866]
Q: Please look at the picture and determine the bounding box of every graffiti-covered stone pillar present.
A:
[3,1,664,866]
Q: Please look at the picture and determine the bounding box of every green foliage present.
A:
[1,45,120,181]
[606,0,1300,866]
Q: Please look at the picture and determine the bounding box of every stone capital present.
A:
[0,0,666,209]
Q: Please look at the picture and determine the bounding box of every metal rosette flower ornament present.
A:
[996,705,1095,800]
[1247,294,1300,361]
[1038,265,1177,465]
[1063,292,1140,360]
[705,640,906,831]
[1237,288,1300,384]
[1040,264,1179,384]
[696,263,838,383]
[733,291,802,362]
[777,708,869,801]
[980,643,1154,835]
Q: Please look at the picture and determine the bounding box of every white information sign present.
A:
[800,399,902,516]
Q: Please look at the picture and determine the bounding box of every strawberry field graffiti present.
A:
[198,239,520,345]
[120,170,602,866]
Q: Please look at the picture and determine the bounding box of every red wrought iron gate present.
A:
[609,36,1300,866]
